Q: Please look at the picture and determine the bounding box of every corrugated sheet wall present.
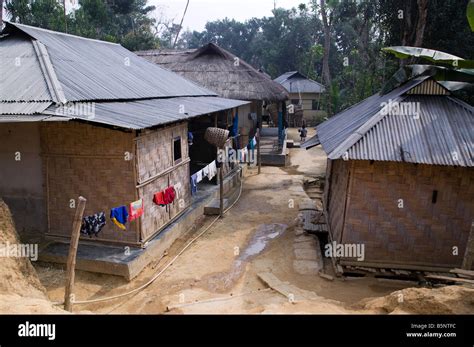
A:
[406,79,449,95]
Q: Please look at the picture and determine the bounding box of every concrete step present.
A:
[204,198,230,215]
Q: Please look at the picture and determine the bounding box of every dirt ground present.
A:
[0,200,64,313]
[2,127,473,314]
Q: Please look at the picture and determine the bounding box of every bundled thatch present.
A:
[136,43,289,102]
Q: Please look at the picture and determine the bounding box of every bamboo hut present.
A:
[303,77,474,272]
[0,22,248,249]
[136,43,289,149]
[274,71,326,126]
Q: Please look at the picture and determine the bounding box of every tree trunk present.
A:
[414,0,428,47]
[320,0,331,87]
[0,0,4,28]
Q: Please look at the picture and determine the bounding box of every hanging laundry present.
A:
[80,212,106,238]
[153,191,166,206]
[247,136,257,150]
[207,160,217,180]
[174,182,183,199]
[110,206,128,230]
[129,199,144,221]
[164,186,176,205]
[238,149,245,163]
[190,174,198,195]
[231,111,239,137]
[202,165,209,178]
[196,170,203,183]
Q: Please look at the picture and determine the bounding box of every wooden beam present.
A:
[450,268,474,278]
[462,222,474,270]
[340,260,451,273]
[425,275,474,284]
[64,196,87,312]
[258,272,320,302]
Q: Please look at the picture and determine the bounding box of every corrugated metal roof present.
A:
[347,96,473,166]
[0,36,52,102]
[0,101,52,114]
[0,114,69,123]
[274,71,325,94]
[2,22,216,102]
[41,96,249,129]
[304,77,428,152]
[304,77,474,167]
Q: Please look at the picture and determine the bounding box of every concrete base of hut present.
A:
[39,167,243,280]
[259,127,289,166]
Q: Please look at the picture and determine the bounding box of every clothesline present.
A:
[191,160,217,195]
[80,182,184,238]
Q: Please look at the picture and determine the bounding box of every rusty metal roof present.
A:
[303,78,473,167]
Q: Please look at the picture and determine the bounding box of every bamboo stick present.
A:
[64,196,87,312]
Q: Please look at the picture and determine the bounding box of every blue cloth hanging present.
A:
[231,111,239,137]
[110,206,128,230]
[190,174,198,195]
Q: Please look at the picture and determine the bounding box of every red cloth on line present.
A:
[153,191,166,206]
[164,186,176,205]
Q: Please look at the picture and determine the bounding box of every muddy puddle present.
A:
[204,223,287,292]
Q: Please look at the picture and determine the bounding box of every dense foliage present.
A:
[3,0,473,112]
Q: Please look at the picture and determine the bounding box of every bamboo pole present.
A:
[257,128,261,175]
[462,222,474,270]
[64,196,87,312]
[219,155,224,218]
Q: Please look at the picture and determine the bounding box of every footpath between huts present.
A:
[3,128,472,314]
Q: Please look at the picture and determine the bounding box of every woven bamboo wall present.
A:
[326,159,350,242]
[341,160,474,268]
[135,122,191,242]
[136,123,189,182]
[40,122,139,244]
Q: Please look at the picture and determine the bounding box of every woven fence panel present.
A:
[327,159,350,243]
[136,123,188,184]
[343,161,474,267]
[41,122,132,156]
[136,122,191,242]
[138,174,170,241]
[41,122,139,244]
[169,163,191,220]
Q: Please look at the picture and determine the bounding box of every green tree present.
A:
[5,0,158,50]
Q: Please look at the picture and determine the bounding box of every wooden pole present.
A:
[257,127,261,174]
[64,196,87,312]
[462,222,474,270]
[219,159,224,218]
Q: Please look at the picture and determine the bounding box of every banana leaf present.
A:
[382,46,474,69]
[381,65,474,95]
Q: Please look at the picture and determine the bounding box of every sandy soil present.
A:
[1,127,473,314]
[0,200,64,314]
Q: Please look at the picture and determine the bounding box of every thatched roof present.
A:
[136,43,289,102]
